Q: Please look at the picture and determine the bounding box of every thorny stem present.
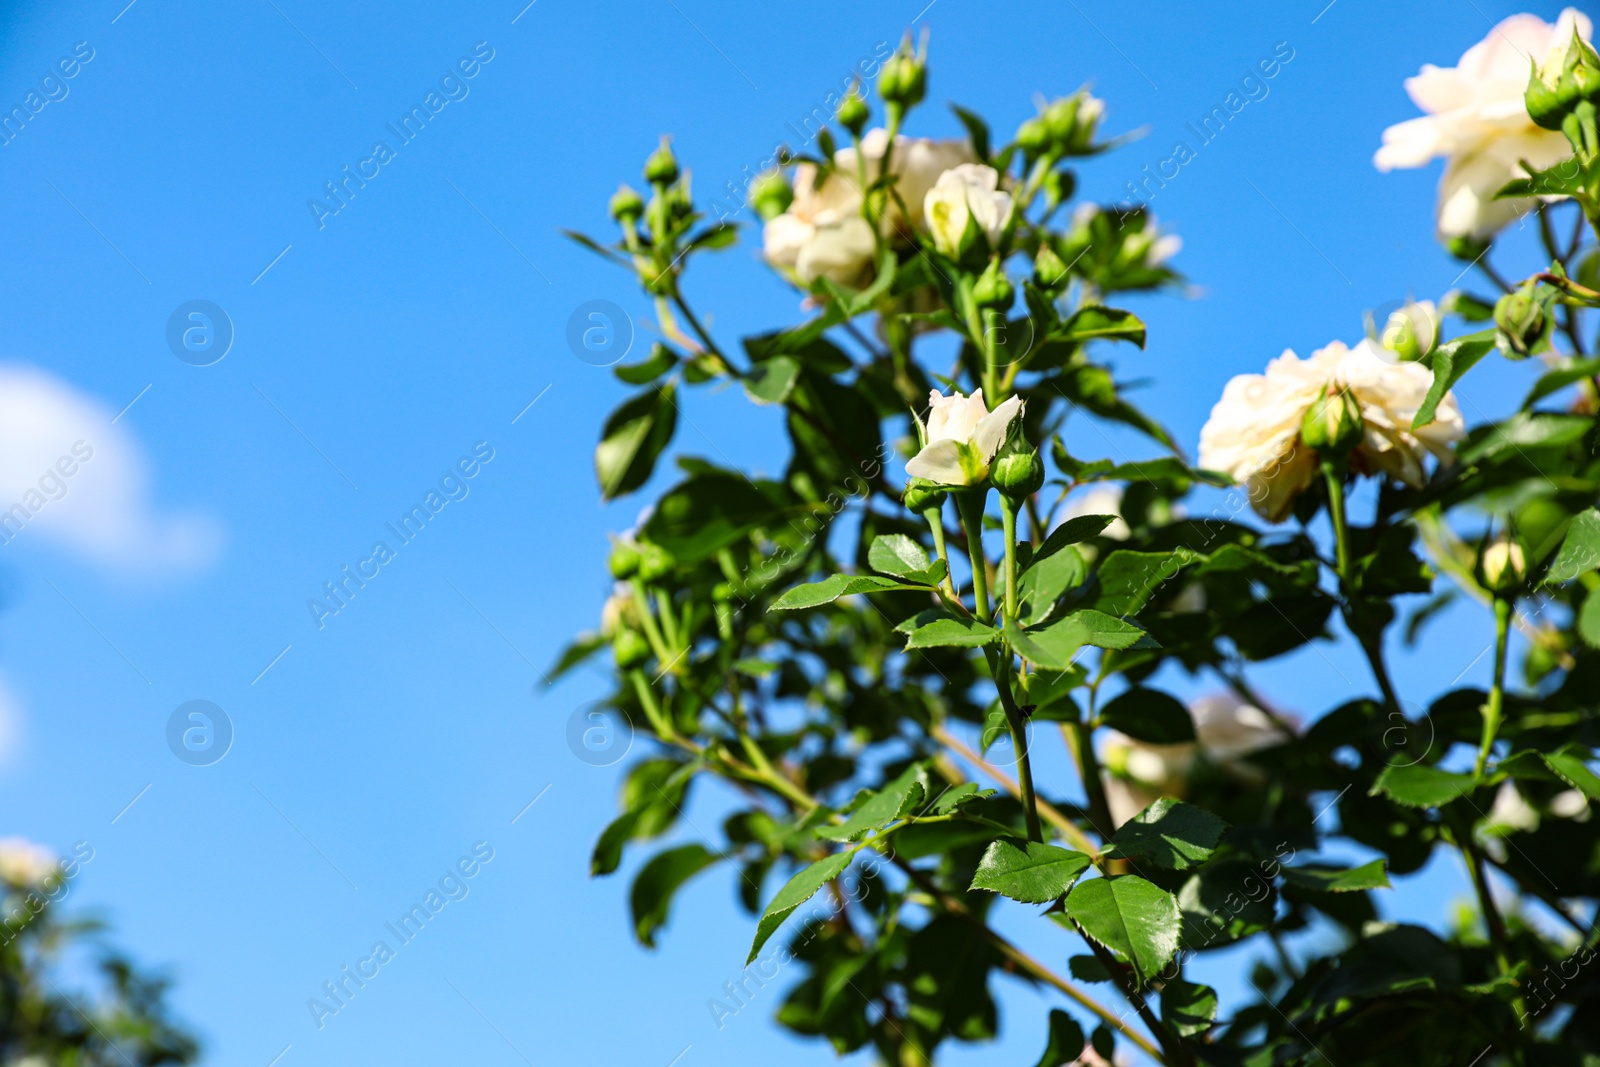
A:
[989,651,1042,843]
[1000,495,1022,624]
[924,503,958,600]
[929,734,1100,857]
[956,489,992,621]
[1475,597,1513,781]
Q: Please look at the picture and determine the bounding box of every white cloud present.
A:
[0,365,220,572]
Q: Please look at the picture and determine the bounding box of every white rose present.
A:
[761,129,970,285]
[1198,339,1466,522]
[1374,8,1592,239]
[905,388,1023,487]
[923,164,1013,257]
[0,838,58,888]
[1103,694,1292,827]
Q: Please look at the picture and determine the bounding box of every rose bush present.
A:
[564,25,1600,1067]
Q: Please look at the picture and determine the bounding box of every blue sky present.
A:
[0,0,1576,1064]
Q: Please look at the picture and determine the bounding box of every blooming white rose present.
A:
[0,838,57,888]
[1374,9,1593,239]
[1103,694,1292,827]
[905,388,1023,487]
[761,129,970,284]
[923,164,1013,257]
[1198,339,1465,522]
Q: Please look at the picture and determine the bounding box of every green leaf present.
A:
[1018,545,1088,626]
[1032,1009,1086,1067]
[951,103,991,162]
[748,850,853,964]
[1032,515,1116,563]
[1063,875,1182,984]
[816,763,928,842]
[1279,859,1391,892]
[1413,331,1494,430]
[1097,689,1196,745]
[742,355,800,405]
[1094,549,1201,616]
[1458,412,1593,464]
[929,782,996,815]
[969,838,1093,903]
[614,343,677,385]
[1067,954,1112,983]
[1543,748,1600,800]
[1496,156,1588,197]
[1054,306,1147,349]
[1160,979,1217,1037]
[595,383,678,500]
[1523,356,1600,407]
[770,573,919,611]
[869,534,932,577]
[644,473,791,564]
[687,221,737,251]
[1106,797,1226,869]
[1005,611,1154,670]
[630,844,719,948]
[1372,763,1476,808]
[1579,589,1600,647]
[1546,509,1600,584]
[896,610,1001,649]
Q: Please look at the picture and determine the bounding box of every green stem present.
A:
[989,652,1041,843]
[1322,458,1351,586]
[1000,495,1021,624]
[924,503,958,600]
[628,668,674,739]
[1475,597,1513,781]
[956,489,992,621]
[630,580,674,665]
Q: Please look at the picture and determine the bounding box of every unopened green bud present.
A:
[877,42,926,110]
[1015,117,1049,153]
[903,479,947,513]
[612,628,652,670]
[644,137,679,186]
[1042,91,1105,154]
[973,258,1015,310]
[1526,28,1600,130]
[1034,243,1070,290]
[990,422,1043,498]
[1380,299,1440,362]
[636,541,674,583]
[1300,384,1364,455]
[747,170,793,222]
[1446,233,1491,262]
[608,539,641,579]
[1477,528,1527,597]
[609,184,644,224]
[1494,288,1551,358]
[837,90,869,137]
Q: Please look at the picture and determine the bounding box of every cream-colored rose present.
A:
[905,388,1023,486]
[923,164,1013,257]
[1198,339,1465,522]
[761,129,970,284]
[0,838,57,887]
[1103,694,1292,827]
[1375,9,1592,239]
